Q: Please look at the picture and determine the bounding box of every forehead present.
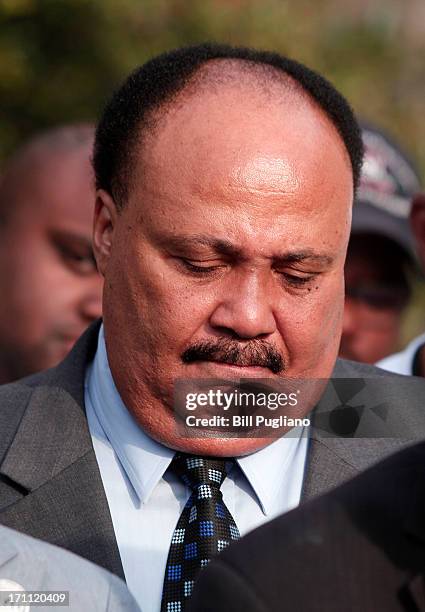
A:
[8,146,95,231]
[143,86,351,188]
[126,84,353,252]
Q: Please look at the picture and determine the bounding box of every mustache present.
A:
[181,338,285,374]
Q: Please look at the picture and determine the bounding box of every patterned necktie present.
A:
[161,454,241,612]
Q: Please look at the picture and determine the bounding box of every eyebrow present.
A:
[162,234,241,258]
[49,229,93,250]
[273,250,335,266]
[49,230,95,260]
[162,234,335,265]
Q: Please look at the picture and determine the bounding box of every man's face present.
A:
[0,146,103,382]
[95,85,353,456]
[340,235,408,364]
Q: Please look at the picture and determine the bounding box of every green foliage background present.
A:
[1,0,424,179]
[1,0,424,341]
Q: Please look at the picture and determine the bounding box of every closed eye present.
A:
[49,230,97,276]
[275,268,318,289]
[282,273,315,286]
[179,259,226,275]
[57,243,97,275]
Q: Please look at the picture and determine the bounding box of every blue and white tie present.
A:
[161,454,240,612]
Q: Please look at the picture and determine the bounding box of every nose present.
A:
[79,277,103,322]
[209,270,277,339]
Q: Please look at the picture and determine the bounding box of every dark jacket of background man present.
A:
[188,441,425,612]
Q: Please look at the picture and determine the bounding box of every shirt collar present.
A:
[87,324,174,504]
[377,332,425,375]
[405,333,425,369]
[236,427,308,516]
[88,324,306,511]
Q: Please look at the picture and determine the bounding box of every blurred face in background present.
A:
[94,76,354,457]
[0,141,103,383]
[340,233,411,364]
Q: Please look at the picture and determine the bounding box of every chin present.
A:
[134,406,278,458]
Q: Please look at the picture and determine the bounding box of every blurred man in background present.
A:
[378,193,425,376]
[339,124,421,364]
[0,124,102,384]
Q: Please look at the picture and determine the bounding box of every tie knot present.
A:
[171,454,229,491]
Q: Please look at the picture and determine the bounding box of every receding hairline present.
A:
[171,57,310,99]
[94,43,363,208]
[120,58,350,204]
[143,58,317,134]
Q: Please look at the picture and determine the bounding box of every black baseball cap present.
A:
[352,123,421,258]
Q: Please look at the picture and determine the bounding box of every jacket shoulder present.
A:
[0,321,101,464]
[333,357,419,379]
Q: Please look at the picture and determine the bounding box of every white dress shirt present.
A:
[85,325,309,612]
[377,332,425,375]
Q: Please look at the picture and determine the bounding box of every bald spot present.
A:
[0,125,95,224]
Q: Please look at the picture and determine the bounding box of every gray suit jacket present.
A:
[0,321,424,577]
[0,524,140,611]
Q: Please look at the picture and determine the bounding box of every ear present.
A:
[93,189,119,276]
[410,193,425,270]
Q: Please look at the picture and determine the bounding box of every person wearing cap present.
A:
[339,124,420,364]
[377,193,425,376]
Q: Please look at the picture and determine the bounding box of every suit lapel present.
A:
[302,428,408,502]
[0,322,124,579]
[1,384,92,490]
[0,452,124,578]
[301,359,414,502]
[301,435,357,501]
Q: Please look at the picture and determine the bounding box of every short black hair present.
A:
[93,42,363,206]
